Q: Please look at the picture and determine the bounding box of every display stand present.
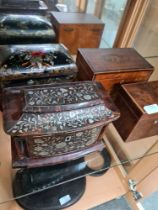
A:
[14,176,86,210]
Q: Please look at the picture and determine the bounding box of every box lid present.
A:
[122,81,158,115]
[0,44,77,81]
[0,14,55,44]
[50,12,104,24]
[78,48,153,74]
[0,0,47,10]
[2,81,120,136]
[1,0,40,7]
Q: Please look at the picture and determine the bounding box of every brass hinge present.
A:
[128,179,143,201]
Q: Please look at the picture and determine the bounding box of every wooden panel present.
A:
[59,24,104,54]
[127,117,158,141]
[50,12,104,54]
[105,123,158,170]
[59,25,79,54]
[137,166,158,197]
[127,140,158,197]
[95,71,152,80]
[113,81,158,142]
[113,91,139,141]
[76,48,153,93]
[78,24,104,49]
[76,52,94,80]
[95,71,151,93]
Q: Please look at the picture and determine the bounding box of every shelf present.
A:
[105,123,158,171]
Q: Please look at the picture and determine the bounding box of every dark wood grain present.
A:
[113,81,158,142]
[76,48,154,94]
[50,12,104,54]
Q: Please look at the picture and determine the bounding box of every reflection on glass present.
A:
[100,0,128,48]
[57,0,79,12]
[133,0,158,57]
[86,0,96,14]
[146,57,158,81]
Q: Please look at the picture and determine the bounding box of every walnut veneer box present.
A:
[77,48,154,94]
[50,12,104,54]
[113,81,158,142]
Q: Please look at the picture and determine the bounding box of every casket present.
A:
[0,14,55,44]
[0,44,77,110]
[2,81,120,167]
[0,44,77,82]
[0,0,48,15]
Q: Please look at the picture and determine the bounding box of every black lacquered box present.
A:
[0,14,55,44]
[0,44,77,82]
[0,0,48,15]
[0,44,77,109]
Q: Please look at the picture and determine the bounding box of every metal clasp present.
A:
[128,179,143,201]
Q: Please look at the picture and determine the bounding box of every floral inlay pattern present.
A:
[27,127,101,157]
[9,105,113,135]
[25,83,100,106]
[0,51,75,75]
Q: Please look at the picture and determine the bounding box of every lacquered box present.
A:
[0,44,77,82]
[0,0,48,15]
[113,81,158,142]
[0,14,55,44]
[2,81,120,167]
[0,44,77,110]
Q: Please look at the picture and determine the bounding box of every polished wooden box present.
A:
[76,48,153,94]
[50,12,104,54]
[2,81,119,167]
[113,81,158,142]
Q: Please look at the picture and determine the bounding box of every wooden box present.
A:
[76,48,153,94]
[50,12,104,54]
[2,81,119,167]
[113,81,158,142]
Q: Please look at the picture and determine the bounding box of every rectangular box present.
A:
[50,12,104,54]
[77,48,153,94]
[113,81,158,142]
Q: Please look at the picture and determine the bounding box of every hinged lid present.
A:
[51,12,104,25]
[122,81,158,116]
[2,81,120,136]
[78,48,153,74]
[0,44,77,81]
